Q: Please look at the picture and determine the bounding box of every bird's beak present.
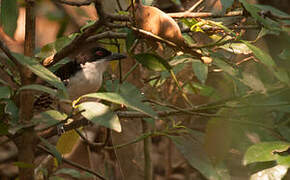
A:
[104,53,127,61]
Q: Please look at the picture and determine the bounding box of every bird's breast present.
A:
[67,61,108,100]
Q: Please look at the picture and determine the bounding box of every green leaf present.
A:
[220,0,234,13]
[0,86,11,99]
[134,53,171,71]
[18,84,58,97]
[242,41,290,84]
[4,99,18,124]
[12,53,68,96]
[81,82,157,119]
[35,36,73,59]
[55,168,82,179]
[279,49,290,60]
[239,0,281,31]
[39,136,62,165]
[125,28,137,52]
[0,78,9,86]
[49,58,71,73]
[170,130,230,180]
[0,0,19,38]
[170,0,181,6]
[32,110,67,128]
[192,61,208,84]
[256,27,280,41]
[213,56,266,93]
[55,168,94,179]
[243,141,290,165]
[78,102,121,132]
[184,82,218,98]
[80,20,96,32]
[241,41,275,67]
[81,92,157,119]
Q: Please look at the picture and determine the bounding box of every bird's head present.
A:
[55,47,127,81]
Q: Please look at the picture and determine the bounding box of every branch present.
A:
[168,10,243,18]
[44,0,107,67]
[54,0,93,6]
[130,26,202,59]
[107,10,244,22]
[0,39,20,69]
[181,25,260,33]
[86,31,127,43]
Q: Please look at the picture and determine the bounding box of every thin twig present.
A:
[38,145,107,180]
[168,10,243,18]
[186,0,204,12]
[115,0,123,11]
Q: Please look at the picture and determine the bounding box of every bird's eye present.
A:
[95,51,104,56]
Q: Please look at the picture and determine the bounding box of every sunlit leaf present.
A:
[220,43,252,55]
[78,102,121,132]
[134,53,171,71]
[39,136,62,165]
[56,130,80,155]
[243,141,290,165]
[0,0,19,38]
[250,165,288,180]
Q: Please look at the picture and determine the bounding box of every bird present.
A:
[34,47,127,113]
